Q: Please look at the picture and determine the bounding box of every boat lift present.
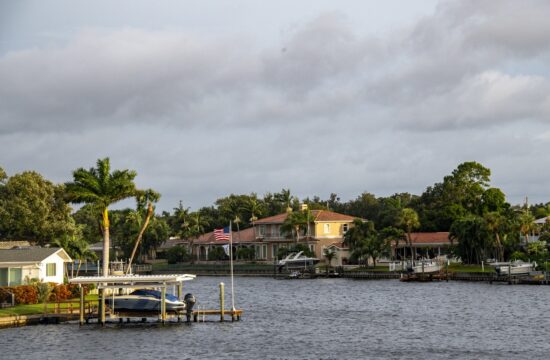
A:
[68,274,196,325]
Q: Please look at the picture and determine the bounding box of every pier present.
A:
[67,274,243,325]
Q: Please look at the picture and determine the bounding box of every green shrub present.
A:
[166,245,190,264]
[208,246,228,261]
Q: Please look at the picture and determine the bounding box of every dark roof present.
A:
[0,247,69,263]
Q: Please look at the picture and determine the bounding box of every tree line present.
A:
[0,160,549,266]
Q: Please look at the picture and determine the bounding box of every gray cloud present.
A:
[1,0,550,210]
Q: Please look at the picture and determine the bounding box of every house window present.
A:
[0,268,8,286]
[9,268,22,286]
[324,223,330,234]
[254,245,268,259]
[342,223,349,233]
[46,263,56,277]
[258,225,266,237]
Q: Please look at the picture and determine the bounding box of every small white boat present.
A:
[110,289,185,313]
[493,261,536,276]
[407,260,442,274]
[278,251,320,269]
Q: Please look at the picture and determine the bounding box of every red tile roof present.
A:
[408,232,450,245]
[313,210,356,222]
[253,210,357,224]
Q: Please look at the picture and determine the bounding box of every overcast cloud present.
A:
[1,0,549,211]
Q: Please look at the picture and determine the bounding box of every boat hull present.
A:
[109,290,186,313]
[408,262,441,274]
[495,264,534,276]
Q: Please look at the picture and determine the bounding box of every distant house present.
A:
[0,248,72,286]
[393,232,451,260]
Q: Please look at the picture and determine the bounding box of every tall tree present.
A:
[449,216,490,264]
[281,209,312,242]
[399,208,420,262]
[0,171,77,243]
[52,233,97,277]
[65,158,138,276]
[518,209,536,245]
[484,211,505,261]
[275,188,294,213]
[323,247,336,273]
[126,189,160,272]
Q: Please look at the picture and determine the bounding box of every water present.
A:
[1,277,550,360]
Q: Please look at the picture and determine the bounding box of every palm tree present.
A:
[126,189,159,273]
[484,211,504,261]
[244,193,265,223]
[323,247,336,274]
[52,233,97,277]
[65,158,137,276]
[399,208,420,263]
[518,209,535,245]
[187,211,209,261]
[281,209,311,243]
[276,188,294,213]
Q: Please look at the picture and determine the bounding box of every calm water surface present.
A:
[1,277,549,359]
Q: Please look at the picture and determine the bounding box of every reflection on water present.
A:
[1,277,550,359]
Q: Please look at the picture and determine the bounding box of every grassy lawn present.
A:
[0,294,98,318]
[446,263,493,273]
[344,265,390,272]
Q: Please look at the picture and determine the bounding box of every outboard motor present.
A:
[184,293,196,322]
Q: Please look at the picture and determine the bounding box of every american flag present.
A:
[214,226,230,241]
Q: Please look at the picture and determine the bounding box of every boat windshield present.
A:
[130,289,180,302]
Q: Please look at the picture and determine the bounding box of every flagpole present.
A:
[229,220,235,311]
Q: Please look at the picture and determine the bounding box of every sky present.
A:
[1,0,550,212]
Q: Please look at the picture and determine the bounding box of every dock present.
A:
[68,274,243,325]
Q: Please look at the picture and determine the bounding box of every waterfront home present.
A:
[251,208,356,261]
[0,247,72,286]
[393,232,451,260]
[162,208,358,263]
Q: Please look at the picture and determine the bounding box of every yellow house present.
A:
[252,208,357,261]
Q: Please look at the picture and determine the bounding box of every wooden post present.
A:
[161,286,167,324]
[100,288,106,326]
[79,285,84,325]
[219,282,225,322]
[176,283,182,322]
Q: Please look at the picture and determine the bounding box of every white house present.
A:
[0,247,72,286]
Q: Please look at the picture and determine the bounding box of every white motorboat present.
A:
[110,289,185,313]
[278,251,320,269]
[493,261,536,276]
[407,260,442,274]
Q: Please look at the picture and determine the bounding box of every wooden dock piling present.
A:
[219,282,225,322]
